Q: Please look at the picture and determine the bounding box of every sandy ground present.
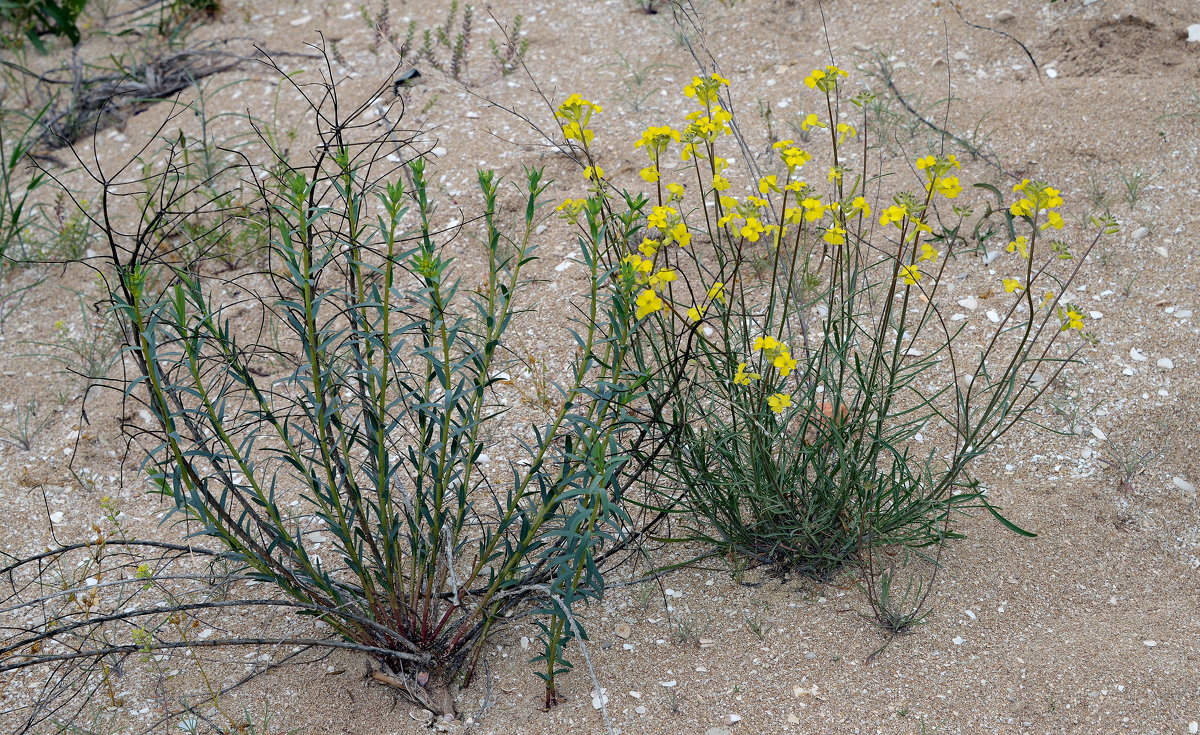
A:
[2,0,1199,733]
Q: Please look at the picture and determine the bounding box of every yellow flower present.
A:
[753,335,781,352]
[583,165,604,181]
[1040,211,1064,230]
[556,198,587,222]
[767,393,793,414]
[1010,198,1035,217]
[637,238,660,257]
[634,125,681,158]
[740,217,767,242]
[1040,290,1055,308]
[758,175,779,194]
[640,166,660,183]
[1059,306,1084,331]
[879,204,907,228]
[899,264,922,285]
[635,288,665,319]
[669,222,692,248]
[849,196,871,219]
[801,197,825,222]
[932,176,962,199]
[622,253,654,280]
[733,362,761,385]
[827,167,843,183]
[1044,187,1063,208]
[915,155,937,171]
[773,349,798,377]
[712,174,731,191]
[1002,277,1023,294]
[648,268,677,289]
[835,122,856,144]
[647,205,676,230]
[1006,235,1029,258]
[781,147,811,169]
[707,281,726,303]
[803,65,846,92]
[918,242,939,263]
[801,113,826,131]
[823,226,846,245]
[683,73,730,106]
[687,305,706,322]
[666,182,686,201]
[556,93,601,145]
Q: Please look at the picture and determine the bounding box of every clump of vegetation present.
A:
[551,66,1112,625]
[0,59,666,722]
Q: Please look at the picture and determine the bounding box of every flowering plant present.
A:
[554,67,1114,615]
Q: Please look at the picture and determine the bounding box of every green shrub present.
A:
[552,69,1114,615]
[78,67,664,716]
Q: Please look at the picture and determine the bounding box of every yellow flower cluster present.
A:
[1010,180,1065,230]
[752,336,798,376]
[555,93,601,145]
[803,65,848,93]
[916,154,963,200]
[636,125,682,183]
[683,73,730,106]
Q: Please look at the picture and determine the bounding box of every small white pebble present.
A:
[1143,640,1157,647]
[1157,358,1174,370]
[1091,427,1107,441]
[952,636,965,645]
[1129,348,1148,361]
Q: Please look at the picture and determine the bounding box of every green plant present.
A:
[1044,377,1100,435]
[0,0,88,51]
[20,289,121,391]
[488,13,528,77]
[613,52,678,115]
[0,103,48,266]
[744,606,766,640]
[9,61,666,720]
[1100,436,1163,494]
[861,548,935,646]
[412,0,473,81]
[1118,168,1159,208]
[0,397,53,450]
[671,613,700,644]
[553,65,1111,589]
